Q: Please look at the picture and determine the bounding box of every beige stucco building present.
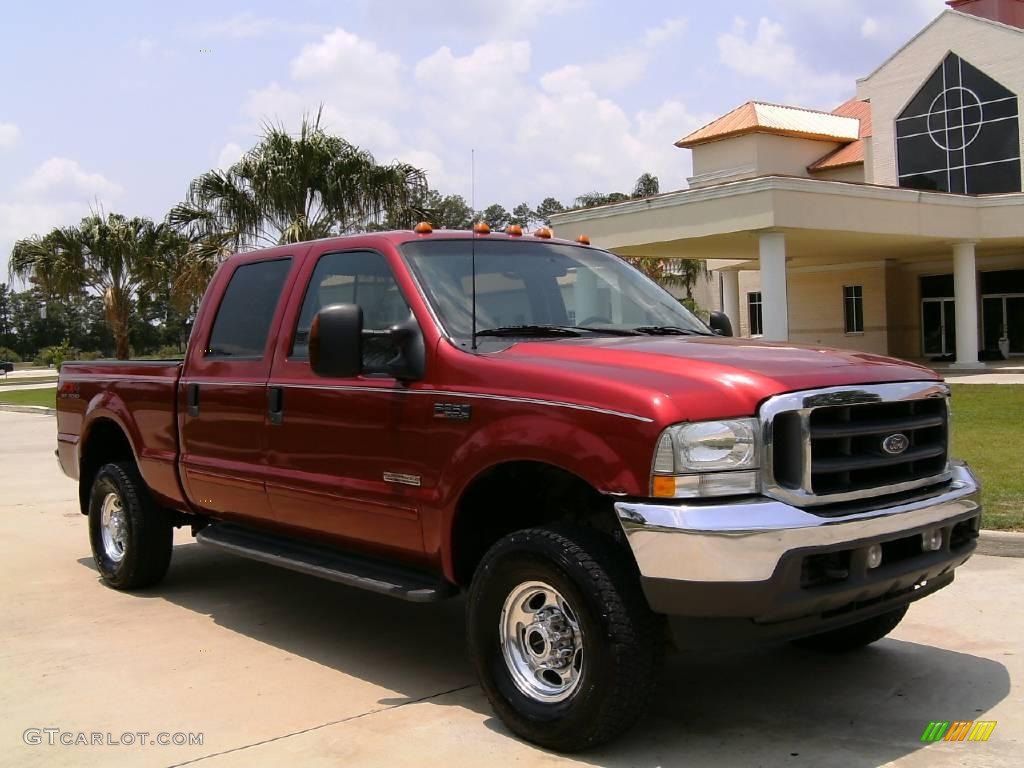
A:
[551,0,1024,367]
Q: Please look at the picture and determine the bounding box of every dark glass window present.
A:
[747,291,763,336]
[206,259,291,358]
[921,274,954,298]
[896,53,1020,195]
[980,269,1024,295]
[844,285,864,334]
[291,250,411,374]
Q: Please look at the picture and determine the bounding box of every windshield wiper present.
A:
[475,325,583,338]
[632,325,712,336]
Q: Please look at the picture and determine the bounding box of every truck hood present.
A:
[496,335,940,420]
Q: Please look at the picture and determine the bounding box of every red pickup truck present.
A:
[57,227,981,751]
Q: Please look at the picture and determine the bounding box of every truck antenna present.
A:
[470,148,479,351]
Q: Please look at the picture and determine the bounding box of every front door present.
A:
[922,298,956,357]
[263,247,427,563]
[983,295,1024,356]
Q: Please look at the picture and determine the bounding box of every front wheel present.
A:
[792,605,909,652]
[88,462,173,590]
[466,526,662,752]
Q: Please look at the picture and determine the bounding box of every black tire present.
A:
[88,461,173,590]
[466,525,662,752]
[792,605,909,652]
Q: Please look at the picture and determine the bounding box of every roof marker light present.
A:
[534,227,553,239]
[413,221,433,234]
[576,234,591,245]
[473,221,491,235]
[506,224,523,236]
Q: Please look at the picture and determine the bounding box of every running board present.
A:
[196,523,458,602]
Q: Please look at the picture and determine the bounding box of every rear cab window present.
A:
[206,258,293,359]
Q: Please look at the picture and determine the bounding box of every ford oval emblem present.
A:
[882,433,910,455]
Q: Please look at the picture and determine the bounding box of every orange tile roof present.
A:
[808,98,873,171]
[675,101,861,147]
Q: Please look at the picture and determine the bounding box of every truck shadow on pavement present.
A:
[79,543,1010,767]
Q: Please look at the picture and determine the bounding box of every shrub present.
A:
[78,350,106,361]
[156,344,186,359]
[0,346,21,363]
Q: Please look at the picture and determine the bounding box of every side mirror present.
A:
[386,316,426,382]
[310,304,363,377]
[709,311,733,337]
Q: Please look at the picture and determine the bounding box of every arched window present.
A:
[896,53,1020,194]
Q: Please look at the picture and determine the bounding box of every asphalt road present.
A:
[1,410,1020,767]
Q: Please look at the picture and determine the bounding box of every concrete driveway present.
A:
[1,410,1020,767]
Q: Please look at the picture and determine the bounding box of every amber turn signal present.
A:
[413,221,433,234]
[576,234,590,245]
[652,476,676,498]
[534,227,553,239]
[473,221,491,235]
[506,224,523,236]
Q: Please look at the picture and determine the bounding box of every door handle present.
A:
[268,386,284,425]
[187,383,200,417]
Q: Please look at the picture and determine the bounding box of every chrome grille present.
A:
[761,382,952,508]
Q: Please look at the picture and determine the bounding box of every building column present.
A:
[759,232,789,341]
[952,241,983,369]
[722,270,740,330]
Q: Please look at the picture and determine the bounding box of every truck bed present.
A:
[56,360,186,510]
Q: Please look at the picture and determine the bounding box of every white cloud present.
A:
[19,158,123,201]
[216,142,245,170]
[861,17,880,39]
[290,28,405,110]
[0,122,18,150]
[230,25,710,212]
[644,17,688,46]
[717,17,852,107]
[581,17,688,92]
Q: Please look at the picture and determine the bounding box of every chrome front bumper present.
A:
[615,462,980,585]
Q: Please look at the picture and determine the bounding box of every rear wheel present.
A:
[792,605,909,652]
[466,526,662,752]
[88,462,173,590]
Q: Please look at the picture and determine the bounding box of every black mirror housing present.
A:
[709,311,734,337]
[310,304,363,378]
[386,316,426,382]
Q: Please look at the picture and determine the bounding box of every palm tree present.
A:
[10,213,172,359]
[167,109,426,307]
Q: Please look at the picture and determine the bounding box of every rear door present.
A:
[179,252,298,522]
[263,245,427,562]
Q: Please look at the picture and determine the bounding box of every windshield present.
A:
[402,239,708,345]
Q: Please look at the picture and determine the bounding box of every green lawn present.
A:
[2,384,1019,529]
[0,387,56,408]
[949,384,1023,531]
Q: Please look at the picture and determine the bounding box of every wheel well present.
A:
[78,419,135,515]
[450,461,630,585]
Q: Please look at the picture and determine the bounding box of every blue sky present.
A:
[0,0,949,279]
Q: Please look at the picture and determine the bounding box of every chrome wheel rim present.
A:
[100,492,127,564]
[500,580,584,703]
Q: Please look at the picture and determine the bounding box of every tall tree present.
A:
[511,202,537,229]
[9,213,170,359]
[480,203,511,231]
[534,197,565,226]
[168,109,426,306]
[632,172,660,198]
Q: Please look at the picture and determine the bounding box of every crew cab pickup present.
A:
[57,227,981,751]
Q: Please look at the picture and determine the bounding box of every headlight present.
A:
[651,418,760,498]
